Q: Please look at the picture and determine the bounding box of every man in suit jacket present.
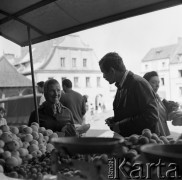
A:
[99,52,159,137]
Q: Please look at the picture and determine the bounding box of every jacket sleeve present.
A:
[118,80,159,136]
[82,98,86,116]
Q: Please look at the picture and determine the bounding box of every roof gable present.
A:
[142,44,177,62]
[58,34,91,50]
[142,38,182,64]
[0,56,32,87]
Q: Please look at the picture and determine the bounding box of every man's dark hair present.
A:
[99,52,126,73]
[37,81,44,88]
[62,79,72,88]
[143,71,158,82]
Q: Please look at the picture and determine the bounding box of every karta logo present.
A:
[108,158,182,179]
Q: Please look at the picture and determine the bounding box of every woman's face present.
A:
[47,83,61,104]
[148,76,160,93]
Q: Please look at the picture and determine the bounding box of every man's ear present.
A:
[110,67,115,74]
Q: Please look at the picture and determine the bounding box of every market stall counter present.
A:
[0,122,182,180]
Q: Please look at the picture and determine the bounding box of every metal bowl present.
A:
[140,144,182,172]
[51,137,124,154]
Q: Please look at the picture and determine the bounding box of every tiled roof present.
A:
[0,56,32,87]
[142,44,177,62]
[170,43,182,64]
[58,34,90,49]
[14,37,63,65]
[142,38,182,64]
[14,36,65,74]
[15,34,96,74]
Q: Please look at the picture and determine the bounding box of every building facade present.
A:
[14,34,115,110]
[141,38,182,102]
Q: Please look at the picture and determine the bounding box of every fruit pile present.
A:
[0,124,181,180]
[51,152,108,179]
[0,123,109,180]
[0,122,57,179]
[113,128,176,162]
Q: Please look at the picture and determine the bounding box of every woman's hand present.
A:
[169,110,182,119]
[61,123,77,136]
[169,110,182,126]
[163,99,179,112]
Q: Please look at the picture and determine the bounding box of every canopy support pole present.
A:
[27,26,39,124]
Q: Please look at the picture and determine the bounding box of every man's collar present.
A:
[115,70,129,89]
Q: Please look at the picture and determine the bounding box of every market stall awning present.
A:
[0,0,182,47]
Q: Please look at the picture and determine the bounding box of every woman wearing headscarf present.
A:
[28,79,77,136]
[143,71,180,136]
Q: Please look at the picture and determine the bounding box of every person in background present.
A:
[143,71,181,133]
[0,107,7,126]
[29,79,77,137]
[60,79,90,134]
[99,52,159,137]
[83,95,89,112]
[37,81,45,105]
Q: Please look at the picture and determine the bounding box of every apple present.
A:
[10,126,19,134]
[6,140,20,151]
[1,125,10,132]
[6,156,19,167]
[0,132,13,143]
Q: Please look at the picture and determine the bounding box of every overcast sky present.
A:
[1,5,182,74]
[78,5,182,74]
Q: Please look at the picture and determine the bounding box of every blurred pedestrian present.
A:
[60,79,90,134]
[37,81,45,105]
[0,107,7,126]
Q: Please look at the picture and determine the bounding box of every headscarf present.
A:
[43,79,62,115]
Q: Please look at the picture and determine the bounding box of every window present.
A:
[161,77,165,86]
[74,77,79,88]
[72,58,76,67]
[179,70,182,77]
[177,53,182,61]
[156,50,162,54]
[145,64,148,70]
[97,77,101,87]
[162,62,165,67]
[86,77,90,87]
[60,57,65,67]
[83,58,87,67]
[179,87,182,96]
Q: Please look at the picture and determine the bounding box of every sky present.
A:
[77,4,182,74]
[1,5,182,74]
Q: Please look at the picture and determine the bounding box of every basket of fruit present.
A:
[51,137,124,154]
